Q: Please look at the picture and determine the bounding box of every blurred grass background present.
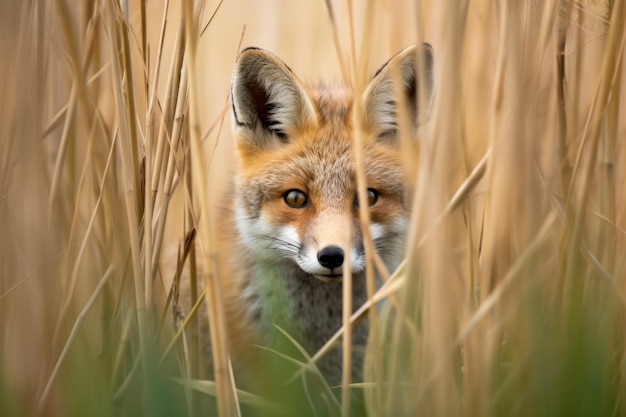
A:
[1,0,625,416]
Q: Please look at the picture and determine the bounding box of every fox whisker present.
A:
[252,234,301,254]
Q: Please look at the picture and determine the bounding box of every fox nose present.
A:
[317,246,344,270]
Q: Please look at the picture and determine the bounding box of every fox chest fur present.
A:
[212,45,434,384]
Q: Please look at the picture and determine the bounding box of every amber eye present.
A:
[367,188,379,206]
[355,188,379,208]
[284,189,308,208]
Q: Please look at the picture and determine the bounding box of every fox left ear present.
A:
[363,44,434,139]
[231,47,318,150]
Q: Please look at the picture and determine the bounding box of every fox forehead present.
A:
[235,86,406,212]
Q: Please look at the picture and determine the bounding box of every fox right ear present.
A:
[363,44,435,139]
[231,48,317,150]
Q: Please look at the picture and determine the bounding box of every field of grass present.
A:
[1,0,625,416]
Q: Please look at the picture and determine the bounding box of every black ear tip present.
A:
[240,46,262,53]
[237,46,264,60]
[421,43,434,67]
[235,48,263,70]
[407,43,434,67]
[235,47,279,74]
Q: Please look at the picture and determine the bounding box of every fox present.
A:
[174,44,434,392]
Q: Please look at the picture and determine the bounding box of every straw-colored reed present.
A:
[1,1,624,416]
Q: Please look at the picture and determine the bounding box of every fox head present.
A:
[230,45,434,283]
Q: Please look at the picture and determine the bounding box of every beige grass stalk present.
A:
[110,293,137,393]
[184,162,201,378]
[160,288,208,365]
[143,0,171,314]
[600,53,621,274]
[410,212,558,412]
[458,210,558,344]
[596,0,622,277]
[48,83,77,216]
[328,0,387,413]
[48,84,77,346]
[37,266,114,412]
[49,0,92,211]
[353,2,387,412]
[42,65,111,140]
[564,0,626,285]
[103,2,152,414]
[369,24,415,417]
[147,0,170,111]
[149,23,185,273]
[48,2,115,380]
[558,1,575,196]
[373,4,425,413]
[343,0,358,413]
[144,1,170,295]
[57,118,117,339]
[119,4,142,218]
[323,0,349,84]
[181,1,238,416]
[341,220,353,417]
[471,2,526,414]
[387,0,468,414]
[466,3,500,415]
[144,89,155,316]
[322,1,360,413]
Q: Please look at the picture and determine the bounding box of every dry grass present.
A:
[1,0,625,416]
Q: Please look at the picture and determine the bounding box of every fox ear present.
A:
[231,47,317,149]
[363,44,434,139]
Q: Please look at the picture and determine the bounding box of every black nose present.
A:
[317,246,344,270]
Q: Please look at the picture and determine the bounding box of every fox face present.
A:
[230,46,434,283]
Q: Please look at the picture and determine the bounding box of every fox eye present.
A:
[284,189,308,208]
[355,188,379,208]
[367,189,379,206]
[367,188,378,207]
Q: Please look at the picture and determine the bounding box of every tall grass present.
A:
[1,0,625,416]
